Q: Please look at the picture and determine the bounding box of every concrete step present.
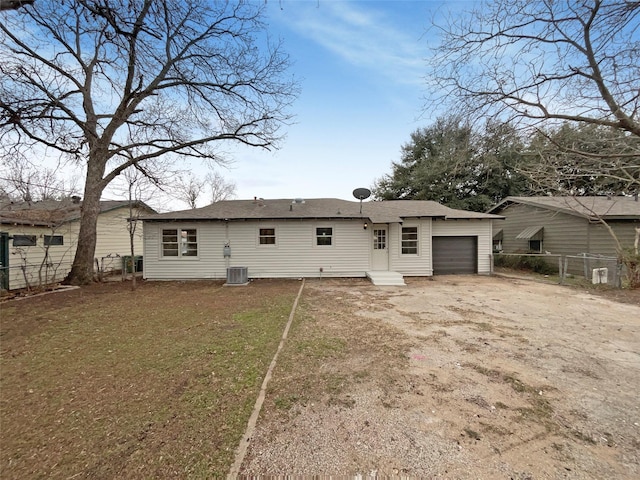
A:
[366,271,406,286]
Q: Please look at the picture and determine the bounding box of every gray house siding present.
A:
[496,203,639,257]
[497,204,589,255]
[587,221,638,256]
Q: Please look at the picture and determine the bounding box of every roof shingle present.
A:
[141,198,502,222]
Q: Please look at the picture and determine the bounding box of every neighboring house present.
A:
[487,196,640,257]
[140,198,502,285]
[0,198,155,290]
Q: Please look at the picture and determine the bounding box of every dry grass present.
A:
[0,279,300,479]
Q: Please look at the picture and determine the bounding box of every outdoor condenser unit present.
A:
[591,267,608,284]
[226,266,248,285]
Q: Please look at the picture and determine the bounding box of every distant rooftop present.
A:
[0,199,155,226]
[488,196,640,220]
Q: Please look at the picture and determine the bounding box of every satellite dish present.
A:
[352,188,371,200]
[353,188,371,214]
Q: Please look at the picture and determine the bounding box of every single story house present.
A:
[487,196,640,257]
[140,198,502,285]
[0,198,155,290]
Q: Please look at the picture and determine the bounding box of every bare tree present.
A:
[121,167,154,290]
[429,0,640,281]
[206,170,236,203]
[173,169,236,208]
[428,1,640,139]
[0,157,80,203]
[174,173,206,209]
[1,1,297,284]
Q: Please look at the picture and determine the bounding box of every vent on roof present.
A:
[292,198,305,204]
[226,267,248,286]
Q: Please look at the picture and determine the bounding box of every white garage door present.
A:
[432,236,477,274]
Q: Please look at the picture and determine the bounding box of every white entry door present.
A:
[372,225,389,270]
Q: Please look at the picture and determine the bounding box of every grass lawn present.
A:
[0,279,300,479]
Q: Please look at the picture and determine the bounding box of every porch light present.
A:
[363,221,368,230]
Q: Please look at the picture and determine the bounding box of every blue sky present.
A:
[221,0,469,203]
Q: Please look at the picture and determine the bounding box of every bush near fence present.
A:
[494,253,559,275]
[1,260,73,292]
[1,254,129,292]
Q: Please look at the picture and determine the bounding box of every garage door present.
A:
[432,236,477,274]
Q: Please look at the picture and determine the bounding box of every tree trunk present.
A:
[64,163,106,285]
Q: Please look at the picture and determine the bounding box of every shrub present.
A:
[494,254,558,275]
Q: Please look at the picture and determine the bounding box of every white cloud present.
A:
[273,1,427,86]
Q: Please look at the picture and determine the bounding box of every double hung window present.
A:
[316,227,332,246]
[259,228,276,245]
[401,227,418,254]
[162,229,197,257]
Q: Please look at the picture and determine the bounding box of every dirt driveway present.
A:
[241,275,640,479]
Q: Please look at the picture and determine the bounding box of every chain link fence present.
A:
[562,254,622,287]
[493,253,623,288]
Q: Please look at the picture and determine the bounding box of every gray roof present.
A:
[488,196,640,220]
[141,198,502,223]
[0,199,156,226]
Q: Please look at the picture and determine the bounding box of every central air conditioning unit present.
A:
[591,267,608,284]
[226,266,249,286]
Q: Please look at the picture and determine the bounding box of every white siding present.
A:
[3,206,149,290]
[95,207,146,272]
[143,217,494,279]
[432,219,493,274]
[388,220,434,276]
[3,223,77,290]
[143,219,372,280]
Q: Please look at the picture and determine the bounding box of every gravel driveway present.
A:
[240,275,640,479]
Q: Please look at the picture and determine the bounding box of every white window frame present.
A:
[401,226,419,255]
[161,228,198,258]
[373,228,386,250]
[258,227,277,246]
[528,239,543,254]
[315,226,333,247]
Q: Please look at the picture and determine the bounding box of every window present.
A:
[401,226,418,254]
[162,228,197,257]
[44,235,64,246]
[373,229,386,250]
[259,228,276,245]
[516,226,543,254]
[493,229,503,252]
[528,240,542,253]
[13,235,36,247]
[316,227,332,246]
